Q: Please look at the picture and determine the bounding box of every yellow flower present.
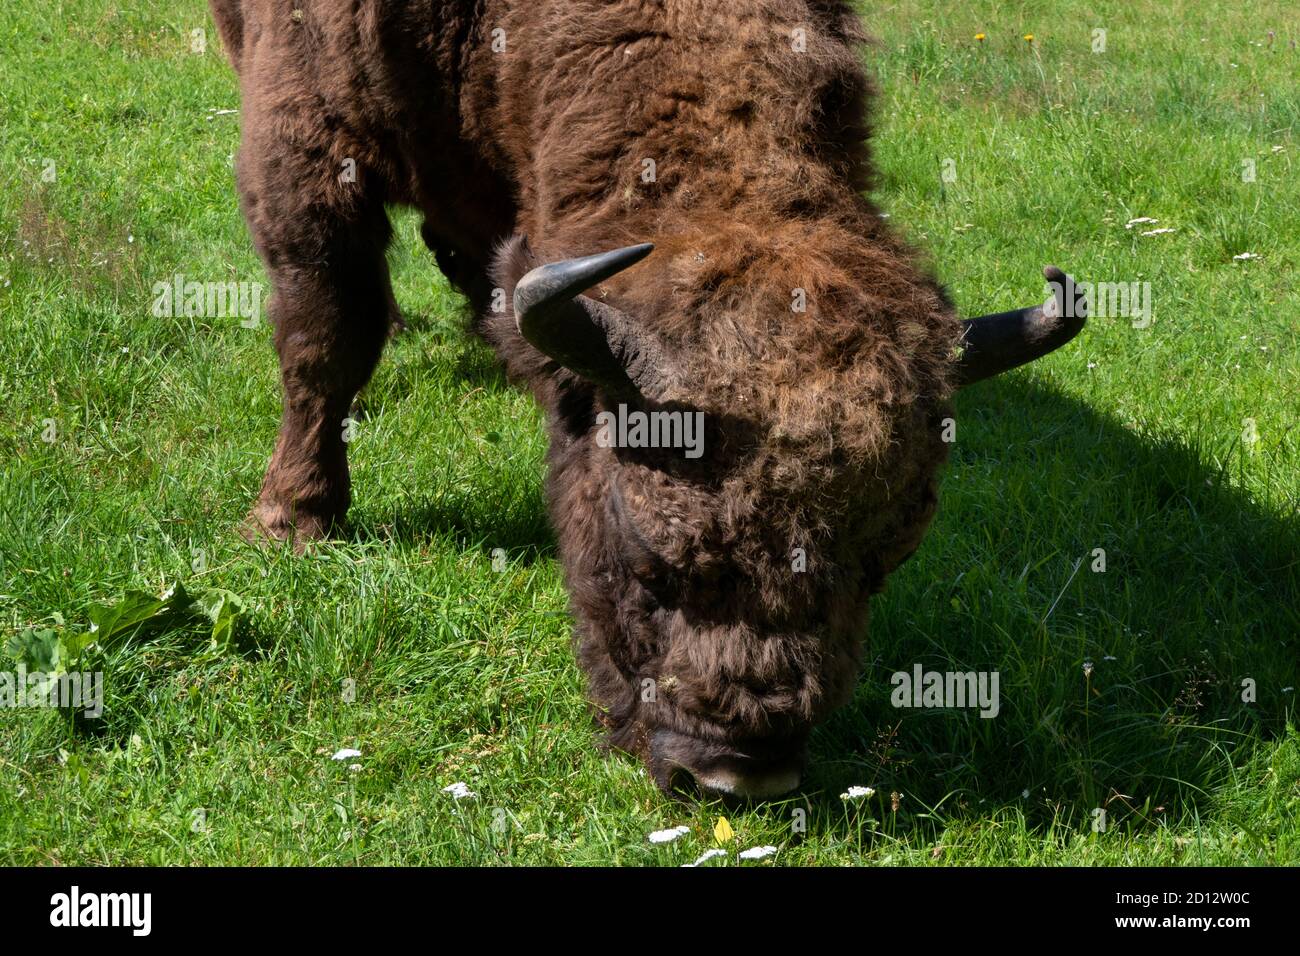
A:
[975,33,986,42]
[1023,33,1035,42]
[713,816,735,844]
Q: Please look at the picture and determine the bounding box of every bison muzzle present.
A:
[209,0,1088,799]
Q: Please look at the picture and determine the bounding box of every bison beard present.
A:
[210,0,1087,799]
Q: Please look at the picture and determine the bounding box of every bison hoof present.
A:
[241,500,339,551]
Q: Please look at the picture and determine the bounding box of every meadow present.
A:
[0,0,1296,865]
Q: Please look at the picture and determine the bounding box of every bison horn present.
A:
[513,243,657,396]
[955,266,1089,386]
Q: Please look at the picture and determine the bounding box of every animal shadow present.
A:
[808,375,1298,830]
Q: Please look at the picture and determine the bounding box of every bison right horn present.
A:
[513,243,658,397]
[955,265,1089,386]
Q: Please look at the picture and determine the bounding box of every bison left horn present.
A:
[513,243,658,397]
[955,265,1089,386]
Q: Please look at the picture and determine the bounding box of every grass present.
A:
[0,0,1296,866]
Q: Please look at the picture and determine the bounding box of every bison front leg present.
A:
[249,257,392,543]
[236,135,394,545]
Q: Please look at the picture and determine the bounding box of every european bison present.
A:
[209,0,1087,797]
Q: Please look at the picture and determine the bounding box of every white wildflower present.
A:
[331,748,362,761]
[442,781,476,800]
[682,848,728,867]
[738,845,779,861]
[840,785,876,800]
[648,825,691,844]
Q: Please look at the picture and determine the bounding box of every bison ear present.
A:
[513,243,658,397]
[955,266,1089,386]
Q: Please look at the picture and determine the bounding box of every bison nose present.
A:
[651,730,805,800]
[692,764,802,800]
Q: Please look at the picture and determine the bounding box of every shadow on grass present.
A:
[390,312,511,388]
[805,376,1298,834]
[350,363,1294,835]
[351,488,556,564]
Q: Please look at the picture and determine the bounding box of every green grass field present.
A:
[1,0,1296,865]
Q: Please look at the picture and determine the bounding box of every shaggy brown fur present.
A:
[212,0,959,795]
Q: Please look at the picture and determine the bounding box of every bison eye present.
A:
[607,474,728,597]
[607,476,667,581]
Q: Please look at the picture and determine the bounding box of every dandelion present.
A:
[739,845,779,861]
[975,33,986,43]
[1023,34,1034,43]
[331,748,362,761]
[648,825,690,844]
[681,849,727,867]
[442,781,476,800]
[840,785,876,800]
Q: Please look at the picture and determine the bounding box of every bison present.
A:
[209,0,1087,798]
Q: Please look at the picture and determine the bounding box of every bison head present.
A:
[491,230,1087,800]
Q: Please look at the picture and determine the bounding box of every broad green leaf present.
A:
[191,589,247,648]
[5,627,62,673]
[86,590,170,642]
